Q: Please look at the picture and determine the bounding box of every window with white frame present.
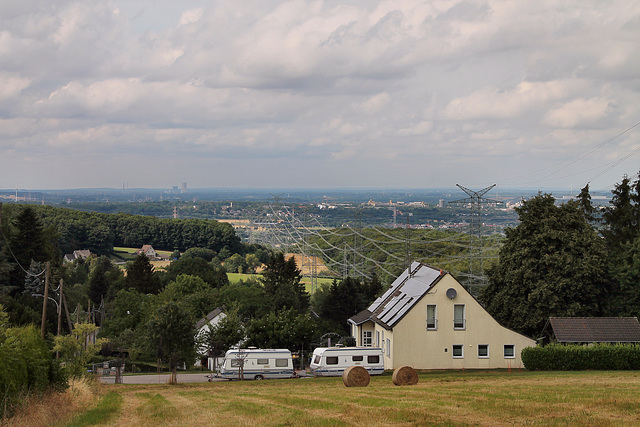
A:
[362,330,372,347]
[386,338,390,357]
[426,304,437,330]
[478,344,489,358]
[452,344,464,358]
[453,304,466,330]
[504,345,515,358]
[376,331,380,347]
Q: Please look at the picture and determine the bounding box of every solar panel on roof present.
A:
[379,296,411,324]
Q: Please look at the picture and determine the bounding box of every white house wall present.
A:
[389,274,535,369]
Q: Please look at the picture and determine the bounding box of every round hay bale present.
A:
[392,366,419,386]
[342,366,370,387]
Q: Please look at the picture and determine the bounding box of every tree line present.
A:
[482,172,640,338]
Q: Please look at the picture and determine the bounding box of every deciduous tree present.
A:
[482,193,610,337]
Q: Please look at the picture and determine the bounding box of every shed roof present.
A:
[546,317,640,343]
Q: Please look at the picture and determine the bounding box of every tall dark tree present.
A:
[602,174,639,253]
[314,276,383,334]
[88,256,114,305]
[245,307,316,352]
[260,252,309,312]
[125,254,161,294]
[482,193,610,337]
[8,207,47,291]
[576,183,599,225]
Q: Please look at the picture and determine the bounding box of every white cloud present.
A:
[0,0,639,190]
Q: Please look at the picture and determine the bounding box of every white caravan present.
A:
[310,347,384,377]
[219,349,295,380]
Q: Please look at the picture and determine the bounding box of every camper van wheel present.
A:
[254,375,264,381]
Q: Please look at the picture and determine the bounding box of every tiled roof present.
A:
[195,307,225,331]
[547,317,640,343]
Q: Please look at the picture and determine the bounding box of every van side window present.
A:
[256,358,269,365]
[326,356,339,365]
[275,359,288,367]
[367,355,380,364]
[230,360,242,367]
[313,355,321,364]
[352,355,363,362]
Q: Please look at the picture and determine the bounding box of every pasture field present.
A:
[227,272,334,292]
[10,370,640,427]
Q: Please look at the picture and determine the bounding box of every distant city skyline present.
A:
[1,1,639,193]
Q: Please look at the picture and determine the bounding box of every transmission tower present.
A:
[449,184,500,288]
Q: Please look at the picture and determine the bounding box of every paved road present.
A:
[100,371,311,384]
[100,373,226,384]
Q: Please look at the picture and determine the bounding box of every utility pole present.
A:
[449,184,500,289]
[40,261,50,339]
[56,279,63,359]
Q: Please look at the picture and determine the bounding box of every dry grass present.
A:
[7,371,640,426]
[3,377,99,427]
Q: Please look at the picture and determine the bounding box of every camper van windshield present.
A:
[313,355,321,364]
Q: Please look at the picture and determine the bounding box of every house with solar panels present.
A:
[348,262,536,370]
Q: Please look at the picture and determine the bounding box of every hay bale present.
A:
[342,366,370,387]
[392,366,419,386]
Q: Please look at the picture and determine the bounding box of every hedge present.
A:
[0,324,66,419]
[522,343,640,371]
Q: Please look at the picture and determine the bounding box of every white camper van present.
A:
[219,348,295,380]
[310,347,384,377]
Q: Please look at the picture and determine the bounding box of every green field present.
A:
[227,272,334,293]
[54,370,640,426]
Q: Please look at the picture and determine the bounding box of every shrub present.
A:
[522,343,640,371]
[0,324,66,419]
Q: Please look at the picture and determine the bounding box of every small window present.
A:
[368,355,380,364]
[363,331,372,347]
[427,305,437,330]
[352,355,363,362]
[478,344,489,358]
[376,331,380,347]
[454,305,465,329]
[386,338,390,357]
[504,345,515,358]
[275,359,289,367]
[313,355,321,364]
[256,358,269,365]
[326,356,339,365]
[452,344,464,358]
[230,360,242,367]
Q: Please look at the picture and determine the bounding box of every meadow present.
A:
[7,370,640,426]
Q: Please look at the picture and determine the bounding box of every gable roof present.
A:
[195,307,225,331]
[349,261,445,329]
[545,317,640,343]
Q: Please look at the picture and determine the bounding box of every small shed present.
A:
[542,317,640,344]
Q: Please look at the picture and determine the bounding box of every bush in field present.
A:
[522,343,640,371]
[0,304,66,419]
[53,322,107,378]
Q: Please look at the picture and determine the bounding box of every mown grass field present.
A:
[32,370,640,426]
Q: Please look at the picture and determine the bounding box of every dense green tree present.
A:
[162,256,228,288]
[224,253,246,273]
[215,279,267,319]
[125,254,161,294]
[607,236,640,318]
[145,301,196,384]
[181,247,216,262]
[245,307,316,352]
[482,193,610,337]
[260,252,309,312]
[159,274,216,319]
[313,276,383,335]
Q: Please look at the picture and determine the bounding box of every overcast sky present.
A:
[1,1,639,193]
